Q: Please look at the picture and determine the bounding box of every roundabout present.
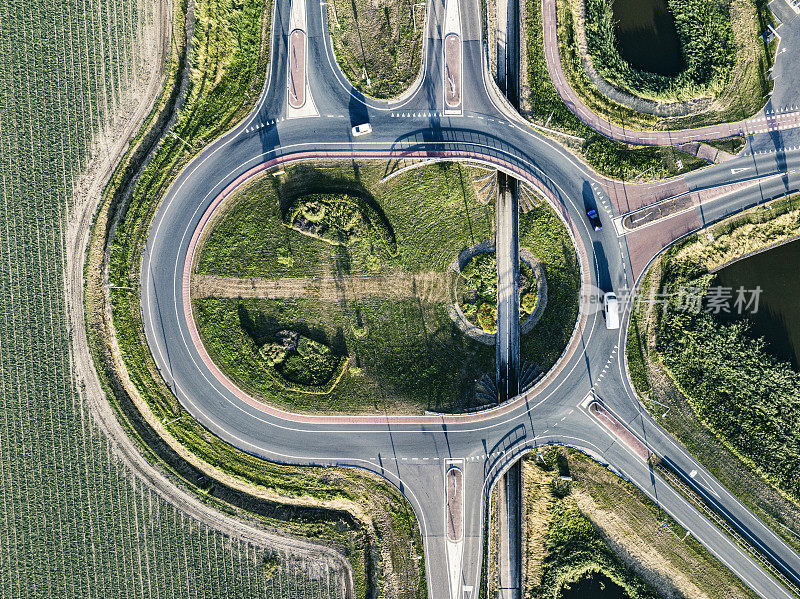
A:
[124,0,800,594]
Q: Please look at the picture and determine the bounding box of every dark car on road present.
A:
[586,208,602,231]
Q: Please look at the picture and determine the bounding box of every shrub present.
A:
[259,330,348,393]
[458,253,538,332]
[283,192,398,255]
[477,302,498,334]
[521,290,538,317]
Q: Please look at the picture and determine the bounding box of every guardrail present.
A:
[656,461,800,597]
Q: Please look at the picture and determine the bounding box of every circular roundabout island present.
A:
[190,160,580,414]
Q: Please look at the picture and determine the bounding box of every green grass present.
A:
[704,135,748,156]
[195,296,495,412]
[198,161,496,277]
[523,0,709,180]
[326,0,423,98]
[536,500,657,599]
[0,0,322,594]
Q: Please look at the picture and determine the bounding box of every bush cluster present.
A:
[259,330,348,393]
[585,0,735,101]
[284,193,398,256]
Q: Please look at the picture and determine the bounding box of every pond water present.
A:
[713,238,800,370]
[611,0,684,75]
[560,570,630,599]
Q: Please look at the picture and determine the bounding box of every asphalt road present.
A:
[139,0,800,596]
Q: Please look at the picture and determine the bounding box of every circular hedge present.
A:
[457,252,539,334]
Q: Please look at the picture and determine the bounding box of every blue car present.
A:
[586,209,602,231]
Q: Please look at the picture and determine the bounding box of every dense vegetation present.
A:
[537,500,656,599]
[195,296,495,412]
[661,313,800,493]
[458,253,538,333]
[259,330,348,393]
[0,0,319,593]
[523,0,707,179]
[488,449,669,599]
[585,0,735,101]
[656,243,800,500]
[560,0,773,129]
[327,0,423,97]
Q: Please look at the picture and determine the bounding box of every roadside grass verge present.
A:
[484,448,757,597]
[584,0,735,102]
[560,0,773,131]
[326,0,423,98]
[87,1,428,596]
[626,196,800,557]
[529,449,658,599]
[522,0,708,181]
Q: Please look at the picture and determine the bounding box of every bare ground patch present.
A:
[192,271,454,303]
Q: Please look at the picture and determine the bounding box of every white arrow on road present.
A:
[731,167,751,174]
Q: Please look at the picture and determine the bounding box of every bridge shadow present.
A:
[483,424,526,480]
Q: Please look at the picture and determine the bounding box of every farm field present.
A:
[193,161,580,413]
[0,0,345,595]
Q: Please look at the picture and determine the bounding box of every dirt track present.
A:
[192,271,453,302]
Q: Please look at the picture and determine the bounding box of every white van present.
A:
[603,292,620,330]
[351,123,372,137]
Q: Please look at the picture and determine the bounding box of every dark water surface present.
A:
[714,238,800,370]
[560,570,630,599]
[611,0,684,75]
